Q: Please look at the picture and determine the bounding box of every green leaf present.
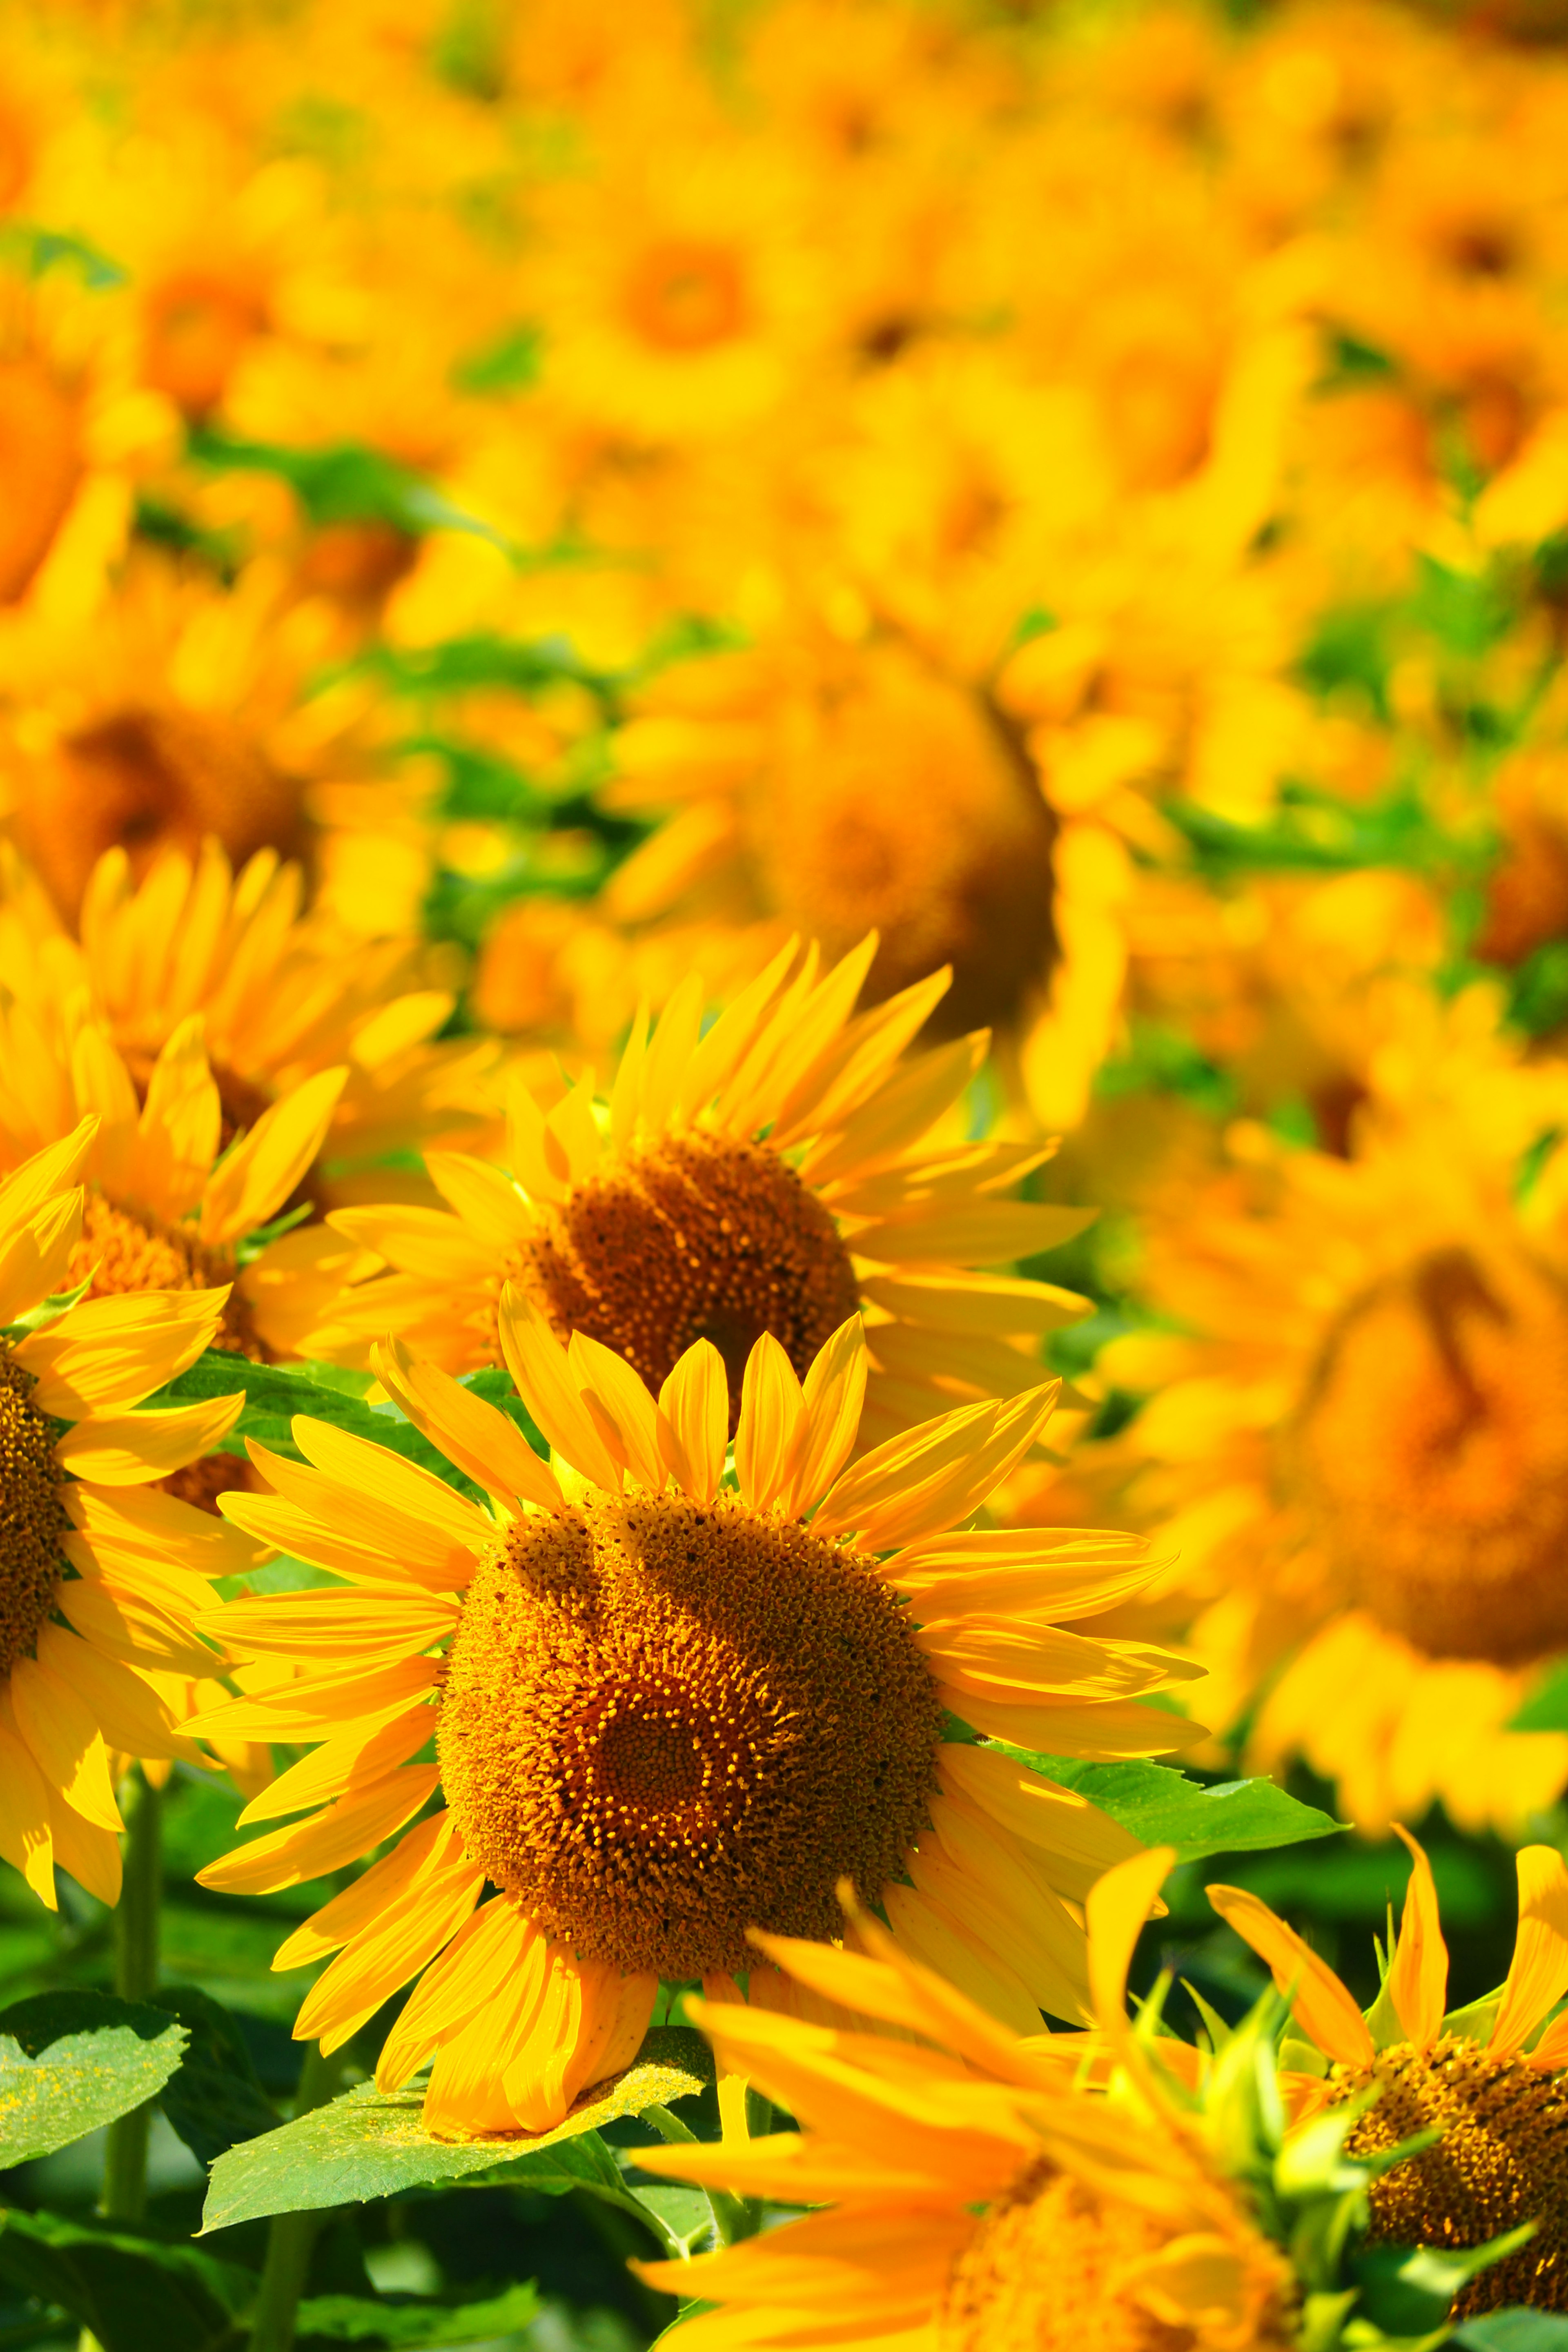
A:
[0,2210,252,2352]
[149,1985,279,2167]
[450,322,542,396]
[0,1992,188,2166]
[0,221,127,288]
[993,1754,1343,1863]
[202,2029,713,2231]
[188,425,508,552]
[296,2283,541,2345]
[1456,2312,1568,2352]
[1508,1658,1568,1731]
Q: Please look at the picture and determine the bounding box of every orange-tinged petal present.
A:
[14,1287,228,1417]
[288,1420,494,1554]
[1386,1825,1448,2051]
[1490,1846,1568,2057]
[182,1653,440,1742]
[239,1704,436,1826]
[198,1587,456,1664]
[0,1708,56,1907]
[1207,1885,1373,2066]
[0,1114,96,1242]
[658,1338,727,1503]
[422,1922,555,2133]
[424,1152,535,1249]
[814,1385,1059,1551]
[376,1893,533,2089]
[294,1857,486,2053]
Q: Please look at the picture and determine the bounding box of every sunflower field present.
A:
[8,1,1568,2348]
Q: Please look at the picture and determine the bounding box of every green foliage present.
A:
[450,321,542,395]
[1456,2315,1568,2351]
[1002,1753,1343,1862]
[0,2211,254,2352]
[202,2033,713,2231]
[0,221,127,287]
[294,2282,541,2342]
[187,427,508,551]
[0,1999,187,2167]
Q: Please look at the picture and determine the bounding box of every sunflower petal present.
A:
[496,1288,626,1491]
[1207,1884,1373,2066]
[1387,1825,1448,2051]
[372,1337,563,1514]
[735,1334,806,1512]
[1490,1846,1568,2057]
[658,1339,728,1502]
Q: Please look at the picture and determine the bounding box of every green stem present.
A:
[100,1767,162,2224]
[642,2100,756,2247]
[247,2042,341,2352]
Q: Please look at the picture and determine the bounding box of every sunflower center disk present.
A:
[437,1489,942,1979]
[1290,1245,1568,1664]
[1336,2035,1568,2318]
[753,649,1059,1041]
[0,1341,68,1681]
[938,2157,1274,2352]
[513,1132,860,1422]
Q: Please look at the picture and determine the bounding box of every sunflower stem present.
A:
[248,2041,343,2352]
[100,1766,162,2224]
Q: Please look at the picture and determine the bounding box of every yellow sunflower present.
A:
[1090,989,1568,1833]
[1212,1821,1568,2319]
[624,1845,1474,2352]
[0,837,498,1193]
[0,995,357,1489]
[189,1297,1200,2134]
[0,1118,255,1909]
[319,934,1094,1448]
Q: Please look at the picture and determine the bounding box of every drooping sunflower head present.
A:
[1213,1822,1568,2321]
[197,1292,1199,2134]
[0,1116,256,1908]
[628,1847,1504,2352]
[324,932,1093,1443]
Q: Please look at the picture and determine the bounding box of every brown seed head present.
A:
[437,1488,941,1978]
[0,1339,68,1681]
[511,1131,859,1423]
[1337,2034,1568,2318]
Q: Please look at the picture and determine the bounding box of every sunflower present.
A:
[0,995,363,1501]
[320,934,1095,1448]
[1210,1821,1568,2319]
[624,1846,1488,2352]
[0,837,499,1192]
[190,1297,1200,2134]
[1089,990,1568,1834]
[0,1118,256,1909]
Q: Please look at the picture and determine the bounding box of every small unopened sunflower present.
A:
[191,1295,1200,2135]
[1212,1822,1568,2320]
[0,1119,254,1909]
[0,838,499,1189]
[321,935,1093,1448]
[627,1847,1494,2352]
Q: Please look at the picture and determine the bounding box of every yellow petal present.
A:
[1387,1824,1448,2051]
[658,1338,727,1503]
[638,971,706,1135]
[9,1657,123,1832]
[1206,1884,1373,2067]
[849,1201,1096,1265]
[35,1624,191,1763]
[295,1855,486,2054]
[376,1891,535,2089]
[288,1419,496,1557]
[15,1288,229,1417]
[777,1316,868,1517]
[424,1152,535,1250]
[798,1033,984,1189]
[372,1337,564,1514]
[0,1115,96,1245]
[1085,1847,1173,2036]
[734,1333,806,1512]
[240,1704,436,1826]
[0,1191,85,1324]
[129,1014,220,1222]
[56,1394,244,1483]
[0,1710,56,1908]
[182,1653,441,1742]
[568,1330,665,1491]
[941,1688,1206,1760]
[200,1587,456,1663]
[274,1812,462,1969]
[67,1479,262,1581]
[496,1287,625,1491]
[199,1067,348,1246]
[56,1574,218,1677]
[814,1385,1059,1550]
[198,1765,441,1895]
[1490,1846,1568,2057]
